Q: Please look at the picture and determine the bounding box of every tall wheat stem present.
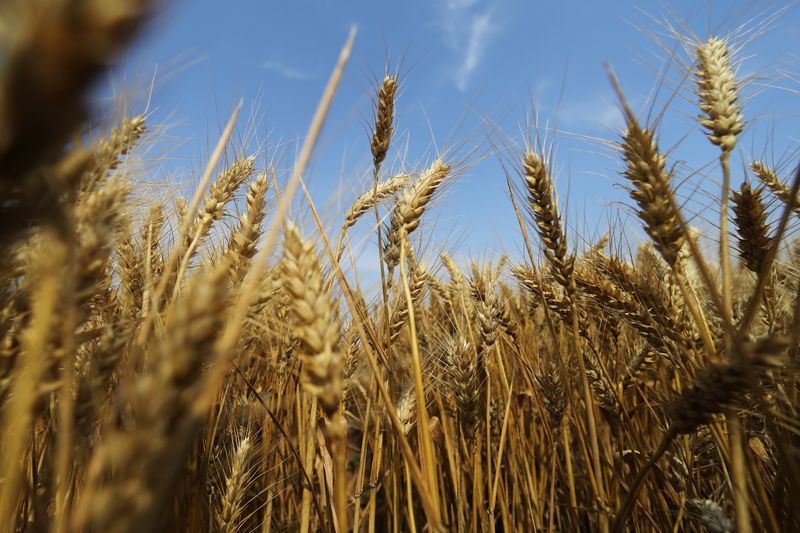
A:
[694,52,752,530]
[0,237,66,526]
[720,152,733,324]
[728,412,752,533]
[297,182,441,529]
[610,429,676,532]
[398,235,441,523]
[718,157,745,533]
[505,175,580,519]
[136,103,241,348]
[351,394,373,532]
[374,167,391,345]
[572,306,608,532]
[330,411,348,533]
[299,395,318,533]
[370,75,397,347]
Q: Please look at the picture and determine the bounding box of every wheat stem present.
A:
[399,235,442,523]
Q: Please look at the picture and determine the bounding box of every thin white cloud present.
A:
[593,104,624,130]
[437,0,499,92]
[560,97,624,131]
[446,0,480,9]
[455,13,494,91]
[261,60,319,81]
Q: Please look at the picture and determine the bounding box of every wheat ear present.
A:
[446,336,485,443]
[384,159,451,273]
[82,115,146,192]
[75,263,230,533]
[172,156,255,297]
[521,149,575,297]
[732,181,772,275]
[215,435,254,533]
[752,161,800,217]
[612,336,787,532]
[695,36,745,335]
[335,173,408,261]
[224,172,270,284]
[371,75,398,170]
[695,38,744,153]
[283,222,343,414]
[621,123,685,267]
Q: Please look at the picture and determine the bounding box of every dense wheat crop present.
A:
[0,1,798,532]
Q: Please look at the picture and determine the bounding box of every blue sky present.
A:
[110,0,800,272]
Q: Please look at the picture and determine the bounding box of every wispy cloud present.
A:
[560,96,624,131]
[455,13,494,91]
[261,60,319,81]
[437,0,499,92]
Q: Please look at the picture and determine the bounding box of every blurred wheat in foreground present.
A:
[0,1,799,532]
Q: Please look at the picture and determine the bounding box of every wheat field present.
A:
[0,1,798,532]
